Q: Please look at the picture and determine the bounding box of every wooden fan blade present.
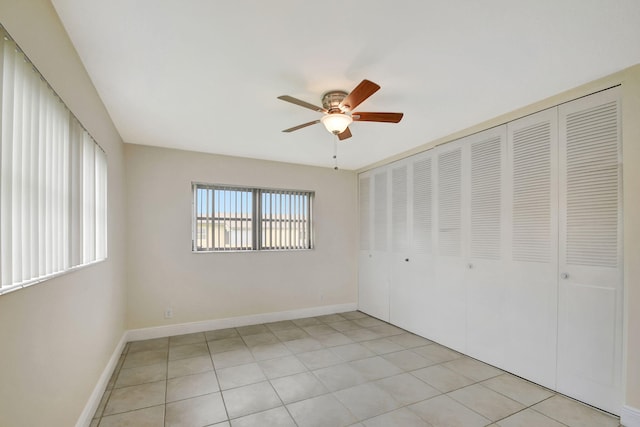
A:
[339,79,380,112]
[282,120,321,133]
[352,112,403,123]
[337,127,352,140]
[278,95,327,113]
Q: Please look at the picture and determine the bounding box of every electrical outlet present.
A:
[164,307,173,319]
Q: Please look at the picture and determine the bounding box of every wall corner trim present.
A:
[75,332,129,427]
[622,405,640,427]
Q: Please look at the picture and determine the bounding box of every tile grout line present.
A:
[264,365,301,426]
[529,394,571,426]
[95,342,130,425]
[90,311,620,426]
[247,324,304,426]
[206,329,232,424]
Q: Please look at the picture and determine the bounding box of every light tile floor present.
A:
[91,311,621,427]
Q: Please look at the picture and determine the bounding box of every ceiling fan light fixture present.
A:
[321,113,352,135]
[278,79,401,141]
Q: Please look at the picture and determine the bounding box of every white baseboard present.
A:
[76,302,356,426]
[127,302,357,341]
[622,405,640,427]
[75,332,128,427]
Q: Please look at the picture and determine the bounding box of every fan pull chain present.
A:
[333,137,339,170]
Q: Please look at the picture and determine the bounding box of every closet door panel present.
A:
[358,171,390,321]
[358,174,375,316]
[504,108,559,389]
[389,161,412,330]
[433,140,467,351]
[389,153,436,336]
[465,126,508,367]
[557,88,622,414]
[409,153,437,338]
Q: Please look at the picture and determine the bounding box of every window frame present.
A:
[0,24,108,295]
[192,182,314,252]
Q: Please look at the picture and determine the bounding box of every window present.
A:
[0,25,107,295]
[193,183,313,251]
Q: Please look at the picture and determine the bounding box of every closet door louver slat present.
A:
[359,177,370,251]
[438,148,462,257]
[512,122,552,263]
[373,172,388,252]
[413,158,432,255]
[470,136,502,260]
[565,101,619,268]
[392,165,408,252]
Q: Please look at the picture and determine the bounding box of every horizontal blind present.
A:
[0,27,107,294]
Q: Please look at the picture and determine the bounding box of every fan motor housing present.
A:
[322,90,348,113]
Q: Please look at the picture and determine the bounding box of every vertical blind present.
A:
[194,185,254,251]
[260,189,311,250]
[0,26,107,295]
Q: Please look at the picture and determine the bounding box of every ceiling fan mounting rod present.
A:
[322,90,349,113]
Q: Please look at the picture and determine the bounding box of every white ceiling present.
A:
[50,0,640,170]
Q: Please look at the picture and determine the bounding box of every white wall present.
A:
[0,1,127,426]
[124,144,358,329]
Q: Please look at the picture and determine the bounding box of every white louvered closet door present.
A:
[358,173,376,317]
[557,88,622,414]
[504,108,559,390]
[433,139,468,352]
[389,153,436,335]
[408,152,437,338]
[389,161,411,329]
[358,169,391,321]
[465,126,508,368]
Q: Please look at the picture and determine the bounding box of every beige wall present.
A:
[124,144,358,329]
[362,64,640,414]
[0,1,127,426]
[621,65,640,413]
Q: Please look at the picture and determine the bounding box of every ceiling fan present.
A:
[278,79,403,141]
